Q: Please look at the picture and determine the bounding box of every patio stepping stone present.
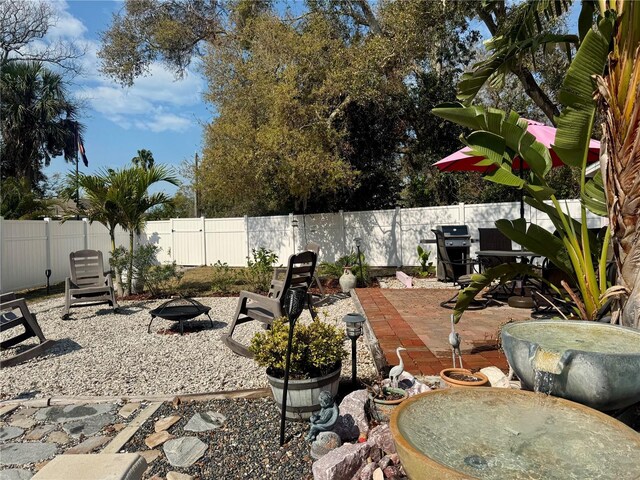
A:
[46,431,70,445]
[24,425,55,441]
[64,435,110,454]
[154,415,181,432]
[8,418,35,430]
[62,413,115,439]
[183,411,226,432]
[0,426,24,442]
[163,437,207,468]
[167,472,194,480]
[145,431,175,449]
[137,449,161,465]
[0,469,33,480]
[118,402,140,419]
[35,404,115,424]
[0,442,57,466]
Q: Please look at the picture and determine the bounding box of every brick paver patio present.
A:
[354,288,534,376]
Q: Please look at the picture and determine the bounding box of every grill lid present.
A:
[435,225,470,237]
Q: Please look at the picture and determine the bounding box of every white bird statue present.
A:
[388,347,407,388]
[449,314,463,368]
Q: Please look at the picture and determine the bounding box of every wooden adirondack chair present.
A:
[1,293,56,368]
[62,249,118,319]
[222,250,318,358]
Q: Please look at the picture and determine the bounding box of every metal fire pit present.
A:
[148,297,213,335]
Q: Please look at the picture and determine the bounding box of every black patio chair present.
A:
[433,230,486,310]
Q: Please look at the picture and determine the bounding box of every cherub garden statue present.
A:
[306,391,339,441]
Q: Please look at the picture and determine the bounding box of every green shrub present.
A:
[250,317,347,379]
[243,247,279,293]
[416,245,434,277]
[319,251,370,285]
[210,260,237,294]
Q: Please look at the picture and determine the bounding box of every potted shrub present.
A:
[250,317,347,421]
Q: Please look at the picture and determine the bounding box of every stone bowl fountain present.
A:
[390,388,640,480]
[501,320,640,410]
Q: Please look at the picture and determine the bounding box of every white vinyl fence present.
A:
[1,200,607,293]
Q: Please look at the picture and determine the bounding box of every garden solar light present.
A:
[343,313,365,385]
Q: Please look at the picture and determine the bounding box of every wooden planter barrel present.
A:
[267,365,341,421]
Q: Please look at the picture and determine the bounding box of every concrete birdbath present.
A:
[390,388,640,480]
[501,320,640,410]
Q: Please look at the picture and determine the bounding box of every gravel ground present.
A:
[378,276,456,289]
[0,295,377,400]
[123,398,313,479]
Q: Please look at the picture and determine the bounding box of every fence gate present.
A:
[171,218,205,266]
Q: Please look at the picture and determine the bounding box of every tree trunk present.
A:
[127,231,134,296]
[109,230,124,298]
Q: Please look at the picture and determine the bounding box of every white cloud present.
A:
[47,1,88,40]
[135,113,193,133]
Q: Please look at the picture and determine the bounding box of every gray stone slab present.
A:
[46,431,70,445]
[64,435,110,454]
[8,418,35,430]
[62,413,115,438]
[0,443,57,466]
[163,437,207,468]
[24,425,56,441]
[0,426,24,442]
[183,411,226,432]
[34,404,115,424]
[0,469,33,480]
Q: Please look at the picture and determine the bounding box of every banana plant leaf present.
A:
[582,170,608,216]
[453,262,540,322]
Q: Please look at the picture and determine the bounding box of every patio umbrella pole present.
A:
[519,163,525,219]
[279,287,306,446]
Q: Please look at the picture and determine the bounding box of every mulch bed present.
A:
[123,398,313,479]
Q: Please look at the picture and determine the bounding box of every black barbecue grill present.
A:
[432,225,472,281]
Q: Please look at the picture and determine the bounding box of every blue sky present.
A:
[44,0,210,194]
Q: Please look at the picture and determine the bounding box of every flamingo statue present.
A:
[388,346,407,388]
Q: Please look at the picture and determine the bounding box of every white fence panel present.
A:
[401,205,462,266]
[171,218,205,266]
[49,221,86,284]
[344,209,401,266]
[296,212,344,263]
[248,215,292,265]
[205,217,247,266]
[1,220,48,292]
[143,221,172,263]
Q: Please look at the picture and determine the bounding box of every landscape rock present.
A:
[383,465,401,478]
[24,425,55,441]
[46,431,70,445]
[357,462,377,480]
[0,469,33,480]
[0,426,24,442]
[8,408,37,422]
[166,472,194,480]
[367,424,396,455]
[183,411,225,432]
[310,431,342,460]
[373,467,384,480]
[154,415,181,433]
[137,449,162,465]
[311,441,371,480]
[480,367,510,388]
[163,437,208,468]
[333,389,369,441]
[62,413,115,438]
[0,443,57,466]
[118,402,140,418]
[145,431,175,449]
[64,435,110,454]
[35,404,115,424]
[369,446,382,464]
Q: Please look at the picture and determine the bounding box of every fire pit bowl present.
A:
[390,388,640,480]
[148,297,213,335]
[501,320,640,410]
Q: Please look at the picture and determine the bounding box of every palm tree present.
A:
[131,149,155,170]
[0,61,84,191]
[112,165,179,295]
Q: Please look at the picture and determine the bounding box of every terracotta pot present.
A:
[368,387,408,423]
[439,368,489,388]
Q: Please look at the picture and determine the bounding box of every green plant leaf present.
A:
[453,262,539,322]
[582,170,608,216]
[552,13,615,167]
[462,131,506,166]
[483,165,526,188]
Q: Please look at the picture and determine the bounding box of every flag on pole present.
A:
[78,140,88,167]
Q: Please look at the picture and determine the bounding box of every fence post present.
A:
[201,216,207,266]
[339,210,346,256]
[82,217,89,250]
[0,216,3,292]
[44,217,52,275]
[289,213,295,256]
[459,202,466,224]
[244,215,250,266]
[395,207,403,267]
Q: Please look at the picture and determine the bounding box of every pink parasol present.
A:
[433,120,600,172]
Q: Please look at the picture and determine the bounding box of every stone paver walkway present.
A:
[354,288,534,376]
